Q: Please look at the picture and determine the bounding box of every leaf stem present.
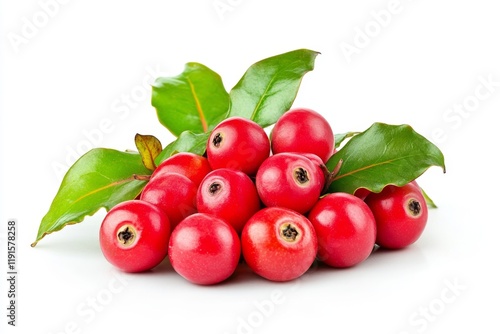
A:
[133,174,151,181]
[322,159,343,194]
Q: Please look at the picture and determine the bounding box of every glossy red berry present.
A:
[197,168,261,234]
[353,188,371,201]
[140,173,197,230]
[354,181,419,200]
[308,193,376,268]
[241,207,318,282]
[168,213,241,285]
[365,183,428,249]
[99,200,170,273]
[151,152,211,186]
[206,116,270,175]
[256,153,324,214]
[300,152,325,167]
[271,108,335,163]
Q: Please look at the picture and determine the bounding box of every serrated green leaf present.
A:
[227,49,319,127]
[32,148,151,247]
[152,62,229,136]
[135,133,162,171]
[326,123,446,194]
[155,131,210,165]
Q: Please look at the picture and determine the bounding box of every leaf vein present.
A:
[250,71,279,120]
[333,154,430,181]
[187,77,208,132]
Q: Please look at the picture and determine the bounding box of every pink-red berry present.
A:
[206,116,270,175]
[271,108,335,163]
[99,200,171,273]
[241,207,318,282]
[308,193,376,268]
[197,168,261,234]
[140,172,197,231]
[151,152,211,187]
[365,183,428,249]
[168,213,241,285]
[256,153,324,214]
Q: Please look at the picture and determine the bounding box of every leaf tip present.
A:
[31,232,47,248]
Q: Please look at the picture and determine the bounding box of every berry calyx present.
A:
[116,225,136,246]
[280,223,300,243]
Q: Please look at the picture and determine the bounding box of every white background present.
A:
[1,0,499,333]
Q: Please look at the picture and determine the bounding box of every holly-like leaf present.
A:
[32,148,151,247]
[326,123,446,195]
[135,133,162,171]
[155,131,210,165]
[227,49,319,127]
[152,62,229,137]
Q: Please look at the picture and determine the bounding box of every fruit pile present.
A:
[34,49,445,286]
[99,109,430,285]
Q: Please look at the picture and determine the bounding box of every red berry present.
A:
[300,152,325,167]
[99,200,170,273]
[140,173,197,230]
[197,168,261,234]
[308,193,376,268]
[151,152,211,186]
[354,180,419,201]
[365,183,428,249]
[206,116,270,175]
[168,213,241,285]
[353,188,371,200]
[256,153,324,214]
[271,108,335,163]
[241,207,318,282]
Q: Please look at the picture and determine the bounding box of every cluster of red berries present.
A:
[99,108,428,285]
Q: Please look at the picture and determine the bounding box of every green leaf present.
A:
[152,62,229,136]
[420,186,438,209]
[32,148,151,247]
[334,131,360,149]
[326,123,446,194]
[134,133,162,171]
[227,49,319,127]
[155,131,210,165]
